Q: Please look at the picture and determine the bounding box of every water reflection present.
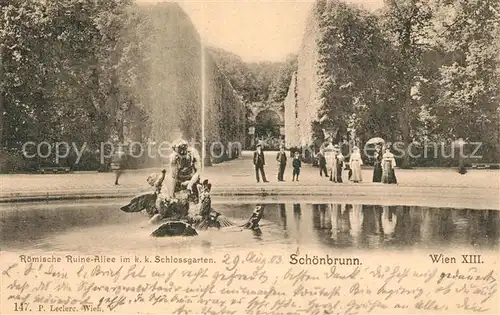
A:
[279,204,288,238]
[308,204,499,250]
[293,204,301,235]
[1,201,498,252]
[293,204,301,218]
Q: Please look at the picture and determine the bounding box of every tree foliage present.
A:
[1,1,249,172]
[0,0,144,170]
[2,0,499,172]
[314,0,392,143]
[310,0,500,165]
[207,47,297,104]
[431,0,500,160]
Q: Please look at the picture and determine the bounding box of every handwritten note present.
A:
[1,249,498,315]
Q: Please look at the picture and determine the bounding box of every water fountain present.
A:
[123,2,246,168]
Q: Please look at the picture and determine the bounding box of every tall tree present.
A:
[0,0,134,170]
[315,0,389,144]
[208,46,295,104]
[380,0,434,168]
[269,54,298,104]
[432,0,500,162]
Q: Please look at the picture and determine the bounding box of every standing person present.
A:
[324,143,335,180]
[330,145,344,183]
[111,145,127,185]
[350,146,363,183]
[381,147,397,184]
[317,147,329,178]
[292,152,301,181]
[372,144,383,182]
[276,145,287,181]
[253,144,268,183]
[456,138,467,174]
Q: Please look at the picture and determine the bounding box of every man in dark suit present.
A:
[276,145,287,181]
[253,144,268,183]
[317,147,328,178]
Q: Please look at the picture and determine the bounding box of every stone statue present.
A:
[167,139,201,203]
[119,138,237,237]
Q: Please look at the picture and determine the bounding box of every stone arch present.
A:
[254,109,282,139]
[249,105,284,122]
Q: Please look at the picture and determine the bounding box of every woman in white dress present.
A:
[350,146,363,183]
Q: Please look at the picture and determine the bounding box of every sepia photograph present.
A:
[1,0,499,314]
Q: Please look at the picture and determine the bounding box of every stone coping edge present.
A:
[0,187,498,210]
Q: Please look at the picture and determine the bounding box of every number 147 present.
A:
[14,303,30,312]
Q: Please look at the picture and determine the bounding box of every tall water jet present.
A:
[200,3,206,172]
[120,2,247,168]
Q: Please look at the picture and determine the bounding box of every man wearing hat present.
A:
[253,143,268,183]
[330,144,344,183]
[317,146,329,178]
[276,144,287,181]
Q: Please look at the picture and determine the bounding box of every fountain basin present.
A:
[1,199,498,254]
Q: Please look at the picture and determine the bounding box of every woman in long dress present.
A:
[350,147,363,183]
[372,144,383,182]
[330,145,344,183]
[381,148,397,184]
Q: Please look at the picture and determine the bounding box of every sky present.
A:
[136,0,385,62]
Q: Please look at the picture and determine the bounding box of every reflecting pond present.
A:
[1,200,498,254]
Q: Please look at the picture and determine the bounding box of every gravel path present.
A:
[1,151,498,209]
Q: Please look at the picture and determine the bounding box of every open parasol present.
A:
[366,137,385,145]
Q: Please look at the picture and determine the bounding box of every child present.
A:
[292,152,301,181]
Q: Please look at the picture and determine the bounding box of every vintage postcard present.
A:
[1,0,499,314]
